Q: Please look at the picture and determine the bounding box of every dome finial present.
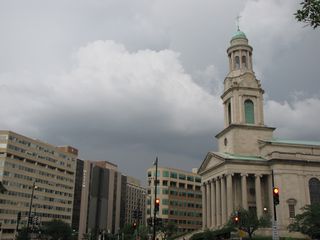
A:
[236,15,241,31]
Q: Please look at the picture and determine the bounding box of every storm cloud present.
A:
[0,0,319,182]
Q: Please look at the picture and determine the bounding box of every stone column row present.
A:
[202,173,266,229]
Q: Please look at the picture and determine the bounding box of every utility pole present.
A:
[27,181,37,237]
[153,157,158,240]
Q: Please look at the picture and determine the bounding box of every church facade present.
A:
[198,30,320,236]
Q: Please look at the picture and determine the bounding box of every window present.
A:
[170,172,177,179]
[163,171,169,177]
[228,102,232,125]
[179,174,186,180]
[162,180,168,186]
[287,198,297,218]
[244,99,254,124]
[309,178,320,204]
[235,56,240,69]
[242,55,247,68]
[187,176,194,182]
[147,171,151,177]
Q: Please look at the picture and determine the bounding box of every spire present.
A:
[236,15,241,31]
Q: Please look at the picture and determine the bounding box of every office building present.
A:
[120,176,146,227]
[0,130,77,240]
[78,160,122,239]
[147,166,202,234]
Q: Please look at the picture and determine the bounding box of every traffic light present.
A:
[132,222,137,230]
[273,187,280,205]
[155,198,160,212]
[233,211,240,224]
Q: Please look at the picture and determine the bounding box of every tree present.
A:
[288,203,320,239]
[295,0,320,29]
[159,221,178,240]
[15,227,29,240]
[41,219,72,240]
[227,208,271,239]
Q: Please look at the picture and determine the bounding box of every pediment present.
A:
[198,152,225,175]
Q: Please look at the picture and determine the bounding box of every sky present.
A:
[1,0,320,184]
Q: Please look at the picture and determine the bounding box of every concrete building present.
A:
[78,160,122,239]
[120,176,146,227]
[0,130,77,240]
[198,29,320,237]
[71,159,84,234]
[147,166,202,234]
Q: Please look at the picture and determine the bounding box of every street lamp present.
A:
[27,181,37,235]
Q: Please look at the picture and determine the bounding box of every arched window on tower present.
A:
[309,178,320,204]
[228,102,232,125]
[244,99,254,124]
[234,56,240,70]
[242,55,247,69]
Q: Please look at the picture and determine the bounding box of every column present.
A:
[211,179,216,227]
[226,173,233,218]
[202,183,207,229]
[206,181,211,227]
[221,176,227,224]
[215,178,221,226]
[255,174,262,218]
[241,173,248,210]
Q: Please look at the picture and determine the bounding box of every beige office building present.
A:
[0,130,77,240]
[198,29,320,237]
[147,167,202,234]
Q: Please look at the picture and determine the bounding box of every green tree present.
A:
[15,227,29,240]
[227,208,271,239]
[288,203,320,239]
[159,221,178,240]
[41,219,72,240]
[295,0,320,29]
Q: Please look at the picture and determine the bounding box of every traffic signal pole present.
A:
[153,157,158,240]
[271,170,279,240]
[271,170,277,221]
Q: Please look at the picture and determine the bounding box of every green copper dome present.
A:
[231,29,247,40]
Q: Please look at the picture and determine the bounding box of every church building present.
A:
[197,29,320,236]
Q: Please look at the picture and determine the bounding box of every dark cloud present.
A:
[0,0,320,183]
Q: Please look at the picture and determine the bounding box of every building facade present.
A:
[198,30,320,237]
[147,167,202,234]
[0,130,77,240]
[78,160,122,239]
[120,176,146,227]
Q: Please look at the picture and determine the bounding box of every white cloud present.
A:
[1,40,222,139]
[265,97,320,140]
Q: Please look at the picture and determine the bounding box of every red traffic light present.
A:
[273,187,280,205]
[155,198,160,205]
[234,216,239,222]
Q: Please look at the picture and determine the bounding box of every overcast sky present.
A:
[1,0,320,184]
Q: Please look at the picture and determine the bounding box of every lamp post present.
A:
[153,157,158,240]
[27,181,37,236]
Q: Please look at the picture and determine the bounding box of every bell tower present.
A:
[216,29,275,156]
